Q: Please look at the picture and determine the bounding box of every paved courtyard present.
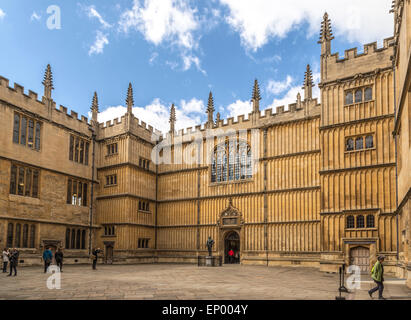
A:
[0,264,410,300]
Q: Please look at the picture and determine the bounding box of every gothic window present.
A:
[69,135,89,166]
[9,164,39,198]
[365,135,374,149]
[13,114,20,144]
[81,230,86,249]
[364,87,372,101]
[138,238,149,248]
[76,230,81,249]
[355,90,363,103]
[71,229,75,249]
[20,116,27,146]
[35,122,41,151]
[69,136,74,161]
[211,141,252,183]
[65,228,70,249]
[345,92,353,105]
[22,224,28,248]
[67,179,88,206]
[27,119,34,148]
[7,223,14,248]
[357,215,365,228]
[355,137,364,150]
[15,224,21,248]
[104,225,115,236]
[105,174,117,186]
[346,216,355,229]
[366,215,375,228]
[107,143,118,156]
[29,225,36,248]
[346,138,354,151]
[12,113,42,150]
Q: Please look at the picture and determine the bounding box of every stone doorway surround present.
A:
[104,241,115,264]
[217,198,244,263]
[343,238,378,273]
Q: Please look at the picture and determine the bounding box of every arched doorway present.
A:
[350,246,370,274]
[224,232,240,264]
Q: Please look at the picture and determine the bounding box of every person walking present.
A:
[55,248,63,272]
[228,249,234,264]
[2,248,9,273]
[42,247,53,273]
[368,255,386,300]
[7,249,18,277]
[92,248,102,270]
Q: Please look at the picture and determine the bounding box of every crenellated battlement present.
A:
[0,75,91,134]
[161,97,320,142]
[323,36,395,83]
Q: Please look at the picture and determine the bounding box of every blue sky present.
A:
[0,0,394,133]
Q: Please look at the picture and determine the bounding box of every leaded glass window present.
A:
[211,141,252,182]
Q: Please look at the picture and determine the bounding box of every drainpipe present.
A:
[89,131,96,256]
[392,59,400,262]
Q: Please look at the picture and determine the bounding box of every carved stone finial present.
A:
[169,103,176,134]
[297,92,302,106]
[303,64,315,100]
[216,112,221,124]
[251,79,261,113]
[206,91,215,125]
[42,64,54,100]
[91,91,99,123]
[126,83,134,114]
[318,12,334,56]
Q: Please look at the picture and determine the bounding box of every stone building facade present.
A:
[0,2,409,286]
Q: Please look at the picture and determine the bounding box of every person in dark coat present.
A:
[42,247,53,273]
[92,248,102,270]
[2,248,9,273]
[7,249,18,277]
[55,248,63,272]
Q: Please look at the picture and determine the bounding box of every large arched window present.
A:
[211,141,252,183]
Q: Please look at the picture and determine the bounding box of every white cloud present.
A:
[149,52,159,64]
[89,31,109,56]
[86,5,112,28]
[226,100,252,120]
[119,0,199,50]
[266,75,293,96]
[219,0,394,51]
[0,8,5,20]
[93,97,206,133]
[182,54,206,75]
[30,12,41,22]
[119,0,210,74]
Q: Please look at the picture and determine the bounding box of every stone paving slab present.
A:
[0,264,410,300]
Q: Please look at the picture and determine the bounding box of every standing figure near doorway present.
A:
[92,248,103,270]
[42,247,53,273]
[228,249,234,263]
[206,237,214,256]
[55,248,64,272]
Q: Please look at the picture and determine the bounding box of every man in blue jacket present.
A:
[42,247,53,273]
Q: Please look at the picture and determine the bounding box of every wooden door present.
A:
[350,247,370,274]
